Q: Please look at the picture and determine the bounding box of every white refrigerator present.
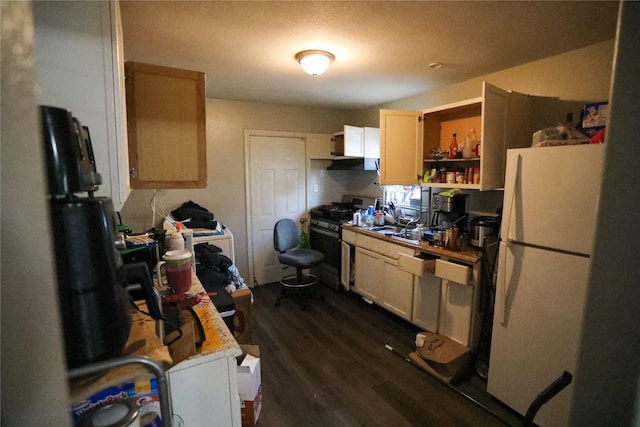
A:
[487,144,605,426]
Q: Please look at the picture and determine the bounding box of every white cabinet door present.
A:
[436,259,473,346]
[363,127,380,158]
[343,125,365,157]
[33,1,130,210]
[412,271,441,332]
[379,110,423,185]
[438,279,473,346]
[169,355,241,426]
[353,247,383,302]
[381,258,414,321]
[478,82,509,190]
[340,241,352,291]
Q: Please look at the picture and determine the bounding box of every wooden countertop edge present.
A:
[342,224,482,264]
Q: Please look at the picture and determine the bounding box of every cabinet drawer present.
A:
[342,229,356,245]
[435,259,470,285]
[358,234,414,259]
[357,234,384,253]
[398,253,436,276]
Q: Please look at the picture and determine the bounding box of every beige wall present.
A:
[121,100,347,279]
[121,39,614,284]
[347,39,614,127]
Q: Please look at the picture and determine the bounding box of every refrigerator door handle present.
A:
[503,153,521,242]
[496,242,509,325]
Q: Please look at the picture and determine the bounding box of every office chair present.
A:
[273,218,324,309]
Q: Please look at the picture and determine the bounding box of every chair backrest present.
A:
[274,219,300,253]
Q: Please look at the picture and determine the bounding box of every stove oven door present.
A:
[309,225,341,289]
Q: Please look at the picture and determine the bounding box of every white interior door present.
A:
[248,135,306,285]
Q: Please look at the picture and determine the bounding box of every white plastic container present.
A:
[352,211,362,226]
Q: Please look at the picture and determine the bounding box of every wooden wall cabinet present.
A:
[379,82,531,190]
[125,62,207,189]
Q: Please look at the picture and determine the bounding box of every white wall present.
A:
[1,1,72,424]
[572,2,640,424]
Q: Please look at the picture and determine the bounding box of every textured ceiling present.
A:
[120,1,619,109]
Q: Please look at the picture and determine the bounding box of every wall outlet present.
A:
[313,184,319,193]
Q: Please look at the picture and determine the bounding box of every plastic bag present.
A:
[532,123,589,147]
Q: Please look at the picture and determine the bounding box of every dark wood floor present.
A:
[249,283,524,427]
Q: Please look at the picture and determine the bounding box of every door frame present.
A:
[244,129,311,287]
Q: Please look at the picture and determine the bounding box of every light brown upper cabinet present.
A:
[125,62,207,189]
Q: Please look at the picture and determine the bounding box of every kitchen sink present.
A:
[364,225,420,243]
[364,225,403,233]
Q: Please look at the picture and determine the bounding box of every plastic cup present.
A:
[158,250,192,293]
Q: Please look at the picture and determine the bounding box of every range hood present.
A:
[327,158,379,171]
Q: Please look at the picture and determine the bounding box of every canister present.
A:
[446,172,455,183]
[352,211,362,226]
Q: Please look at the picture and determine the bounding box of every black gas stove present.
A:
[310,195,377,228]
[309,195,376,290]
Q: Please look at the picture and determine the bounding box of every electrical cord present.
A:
[161,302,184,347]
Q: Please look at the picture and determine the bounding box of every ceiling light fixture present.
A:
[295,50,335,77]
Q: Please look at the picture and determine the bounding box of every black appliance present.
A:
[309,195,376,290]
[41,105,159,369]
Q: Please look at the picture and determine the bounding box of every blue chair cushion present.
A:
[279,248,324,268]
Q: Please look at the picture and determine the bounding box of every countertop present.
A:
[342,223,482,264]
[69,274,241,401]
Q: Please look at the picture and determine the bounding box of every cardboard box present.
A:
[237,345,261,426]
[582,102,608,129]
[582,102,608,137]
[240,385,262,427]
[411,331,470,384]
[233,288,253,344]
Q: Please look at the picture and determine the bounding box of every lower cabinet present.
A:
[354,247,384,302]
[381,258,414,321]
[412,271,441,332]
[169,353,241,426]
[435,259,474,346]
[345,226,482,348]
[340,241,353,291]
[437,279,474,346]
[353,247,414,321]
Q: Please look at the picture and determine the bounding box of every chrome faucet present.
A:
[403,216,420,238]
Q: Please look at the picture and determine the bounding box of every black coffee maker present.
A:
[41,105,132,369]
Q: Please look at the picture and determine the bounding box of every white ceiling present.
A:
[119,1,619,110]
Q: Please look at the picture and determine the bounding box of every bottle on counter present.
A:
[167,222,186,251]
[463,129,476,159]
[449,133,458,159]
